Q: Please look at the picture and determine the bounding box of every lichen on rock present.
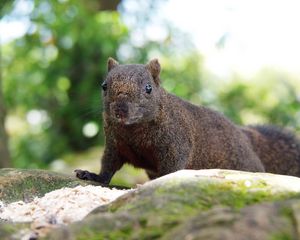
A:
[48,169,300,240]
[0,168,98,203]
[2,169,300,239]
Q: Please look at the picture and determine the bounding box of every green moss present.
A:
[0,168,96,203]
[45,171,300,239]
[65,215,138,240]
[269,233,293,240]
[280,206,294,222]
[72,178,300,240]
[0,222,30,239]
[73,218,177,240]
[135,180,297,212]
[277,202,300,240]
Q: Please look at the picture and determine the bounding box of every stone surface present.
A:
[163,202,296,240]
[0,168,98,203]
[0,168,103,239]
[0,185,129,225]
[47,169,300,240]
[0,222,33,240]
[2,169,300,239]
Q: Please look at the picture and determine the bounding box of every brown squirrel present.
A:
[75,58,300,184]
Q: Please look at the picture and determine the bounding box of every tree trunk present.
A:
[0,42,11,167]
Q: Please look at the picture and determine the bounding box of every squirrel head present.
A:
[102,58,162,126]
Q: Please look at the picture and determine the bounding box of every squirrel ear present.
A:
[107,57,119,72]
[146,59,161,85]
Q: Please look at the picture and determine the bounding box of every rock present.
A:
[0,168,96,203]
[163,202,296,240]
[0,222,35,240]
[47,169,300,240]
[0,168,100,239]
[0,185,129,225]
[2,168,300,239]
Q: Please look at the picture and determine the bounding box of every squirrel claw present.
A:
[74,169,90,180]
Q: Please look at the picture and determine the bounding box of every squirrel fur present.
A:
[75,58,300,184]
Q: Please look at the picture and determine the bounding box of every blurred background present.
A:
[1,0,300,186]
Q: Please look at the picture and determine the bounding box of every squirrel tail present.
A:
[243,125,300,177]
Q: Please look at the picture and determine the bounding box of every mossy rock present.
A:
[163,201,298,240]
[47,169,300,240]
[0,168,97,203]
[0,222,32,240]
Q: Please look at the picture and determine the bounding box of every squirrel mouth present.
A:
[115,114,130,125]
[114,115,141,126]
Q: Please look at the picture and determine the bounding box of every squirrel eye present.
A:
[145,84,152,94]
[101,82,107,91]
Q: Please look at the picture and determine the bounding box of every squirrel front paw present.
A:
[74,169,97,181]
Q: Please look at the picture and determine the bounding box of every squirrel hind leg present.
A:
[146,170,159,180]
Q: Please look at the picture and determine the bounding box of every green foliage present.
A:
[0,0,14,18]
[161,53,203,101]
[3,0,128,166]
[214,70,300,130]
[2,0,300,170]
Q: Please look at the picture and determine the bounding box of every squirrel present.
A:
[75,58,300,184]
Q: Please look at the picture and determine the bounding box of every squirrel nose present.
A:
[115,102,128,119]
